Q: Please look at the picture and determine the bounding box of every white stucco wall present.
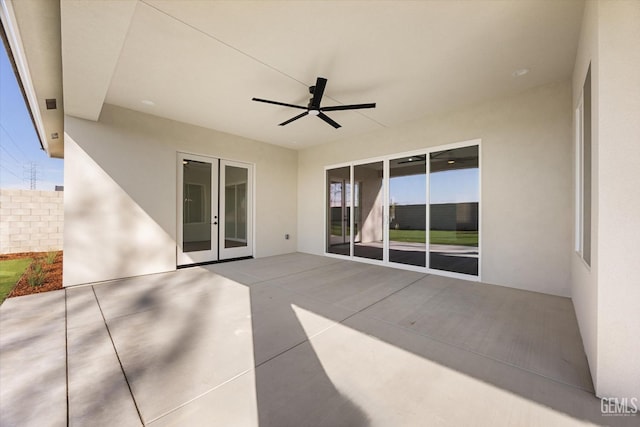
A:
[64,104,297,286]
[571,0,600,395]
[597,0,640,401]
[572,0,640,401]
[298,81,573,297]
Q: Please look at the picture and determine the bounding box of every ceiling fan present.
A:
[252,77,376,129]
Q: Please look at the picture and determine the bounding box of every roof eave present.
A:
[0,0,64,159]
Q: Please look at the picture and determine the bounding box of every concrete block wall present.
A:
[0,189,64,254]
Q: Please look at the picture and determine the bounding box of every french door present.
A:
[219,159,253,260]
[177,153,252,266]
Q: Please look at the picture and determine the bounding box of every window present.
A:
[389,155,427,267]
[184,183,206,224]
[326,167,351,255]
[353,161,384,261]
[429,146,479,275]
[224,166,248,247]
[576,65,591,266]
[325,140,480,279]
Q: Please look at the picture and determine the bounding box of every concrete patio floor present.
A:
[0,253,636,426]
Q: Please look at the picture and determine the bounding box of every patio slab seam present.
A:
[222,257,347,286]
[240,268,431,316]
[146,368,254,425]
[329,274,432,324]
[252,273,429,370]
[91,285,144,425]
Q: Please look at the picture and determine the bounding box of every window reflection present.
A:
[224,166,248,248]
[327,167,351,255]
[389,155,426,267]
[354,162,384,261]
[325,144,480,277]
[183,160,212,252]
[429,146,479,275]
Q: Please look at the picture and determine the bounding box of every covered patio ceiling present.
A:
[62,0,584,150]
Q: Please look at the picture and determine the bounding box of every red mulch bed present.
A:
[1,251,63,298]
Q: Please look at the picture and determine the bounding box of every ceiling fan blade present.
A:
[252,98,307,110]
[430,149,452,159]
[318,112,341,129]
[279,111,309,126]
[321,103,376,111]
[310,77,327,109]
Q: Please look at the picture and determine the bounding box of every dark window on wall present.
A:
[576,65,592,266]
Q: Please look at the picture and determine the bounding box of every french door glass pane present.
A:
[326,167,351,255]
[354,161,384,261]
[183,160,212,252]
[389,155,426,266]
[224,166,248,248]
[429,146,479,275]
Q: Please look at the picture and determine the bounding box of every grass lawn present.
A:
[331,225,478,246]
[0,258,32,304]
[428,230,478,246]
[389,229,426,243]
[388,229,478,246]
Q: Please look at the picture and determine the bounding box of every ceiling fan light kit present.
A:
[252,77,376,129]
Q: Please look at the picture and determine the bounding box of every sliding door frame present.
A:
[427,139,482,280]
[324,138,482,281]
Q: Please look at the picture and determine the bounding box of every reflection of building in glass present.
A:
[429,145,479,276]
[325,143,480,276]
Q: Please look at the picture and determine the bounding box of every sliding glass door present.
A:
[429,145,479,275]
[389,155,427,267]
[353,161,384,261]
[326,167,351,255]
[325,141,480,279]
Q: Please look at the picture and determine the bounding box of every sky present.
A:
[0,40,63,190]
[330,167,479,207]
[390,168,479,205]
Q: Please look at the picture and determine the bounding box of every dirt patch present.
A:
[1,251,63,298]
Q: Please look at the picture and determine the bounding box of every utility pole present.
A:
[23,162,38,190]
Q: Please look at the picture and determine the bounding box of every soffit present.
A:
[60,0,137,121]
[3,0,64,157]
